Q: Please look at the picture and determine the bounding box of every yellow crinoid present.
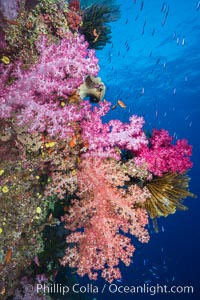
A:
[139,172,196,231]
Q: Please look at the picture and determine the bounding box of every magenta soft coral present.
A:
[60,158,150,282]
[135,129,193,176]
[0,33,99,137]
[80,101,148,159]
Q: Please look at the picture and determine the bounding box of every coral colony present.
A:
[0,0,195,298]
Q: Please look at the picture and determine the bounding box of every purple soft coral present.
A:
[0,33,99,137]
[0,0,20,20]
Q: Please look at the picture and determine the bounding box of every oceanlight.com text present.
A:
[33,283,194,296]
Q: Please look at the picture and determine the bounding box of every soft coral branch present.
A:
[61,158,150,282]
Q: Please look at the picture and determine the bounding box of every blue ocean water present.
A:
[78,0,200,299]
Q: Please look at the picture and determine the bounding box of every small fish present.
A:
[172,276,175,281]
[144,259,146,265]
[149,51,152,57]
[173,32,176,40]
[93,28,100,43]
[152,266,158,270]
[116,279,123,282]
[48,213,53,222]
[111,103,118,110]
[145,280,151,284]
[149,268,154,273]
[155,110,158,117]
[162,225,165,232]
[164,112,167,117]
[69,136,77,147]
[189,121,192,127]
[68,91,81,104]
[182,38,185,46]
[176,37,180,44]
[162,16,167,27]
[162,7,169,27]
[173,88,176,95]
[118,100,126,108]
[141,0,144,11]
[142,20,146,35]
[152,28,155,36]
[141,87,145,95]
[4,248,13,264]
[125,18,128,24]
[156,58,160,65]
[34,255,40,267]
[185,115,190,120]
[161,247,164,252]
[135,15,139,21]
[196,1,200,11]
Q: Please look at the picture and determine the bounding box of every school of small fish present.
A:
[100,0,198,131]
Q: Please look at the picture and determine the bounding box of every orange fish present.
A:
[48,213,53,222]
[93,28,98,37]
[69,136,77,148]
[118,100,126,109]
[4,248,12,264]
[93,28,100,43]
[68,92,81,104]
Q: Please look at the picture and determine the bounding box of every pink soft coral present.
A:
[135,129,193,176]
[61,158,150,283]
[0,33,99,137]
